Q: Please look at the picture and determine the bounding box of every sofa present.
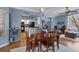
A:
[65,28,79,39]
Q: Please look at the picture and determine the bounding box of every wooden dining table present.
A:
[26,31,60,52]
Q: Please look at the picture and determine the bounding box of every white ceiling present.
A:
[14,7,79,18]
[14,7,40,13]
[43,7,79,17]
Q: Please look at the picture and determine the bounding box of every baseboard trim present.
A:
[0,43,9,48]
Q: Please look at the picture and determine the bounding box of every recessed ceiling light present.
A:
[41,8,44,12]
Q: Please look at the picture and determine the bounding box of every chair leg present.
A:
[26,47,30,52]
[52,43,55,52]
[45,47,48,52]
[57,39,59,49]
[26,47,28,52]
[39,43,42,52]
[56,36,59,49]
[26,49,30,52]
[32,47,35,52]
[38,47,40,52]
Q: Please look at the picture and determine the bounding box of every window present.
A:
[0,12,5,38]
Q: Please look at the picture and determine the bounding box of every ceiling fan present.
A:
[59,7,79,15]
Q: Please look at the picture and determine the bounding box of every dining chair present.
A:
[35,31,45,51]
[48,31,60,49]
[26,32,39,52]
[35,31,55,52]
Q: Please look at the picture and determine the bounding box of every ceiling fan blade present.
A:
[68,8,79,13]
[59,8,79,16]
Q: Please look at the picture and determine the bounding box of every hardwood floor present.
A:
[0,32,79,52]
[0,32,27,52]
[59,37,79,51]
